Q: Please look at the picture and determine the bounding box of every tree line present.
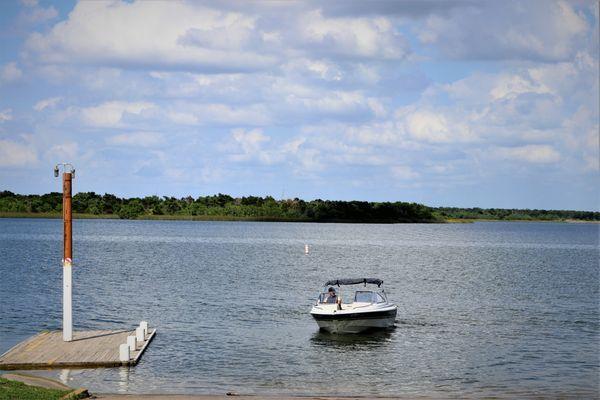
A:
[0,191,436,222]
[0,191,597,222]
[435,207,599,221]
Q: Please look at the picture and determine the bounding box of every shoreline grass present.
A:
[0,211,596,224]
[0,377,71,400]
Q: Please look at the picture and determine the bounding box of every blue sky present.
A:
[0,0,598,210]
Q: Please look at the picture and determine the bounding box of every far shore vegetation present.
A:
[0,190,598,223]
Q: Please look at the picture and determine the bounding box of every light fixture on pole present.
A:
[54,163,75,342]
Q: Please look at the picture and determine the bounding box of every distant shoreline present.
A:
[0,211,431,223]
[2,191,598,223]
[0,212,597,224]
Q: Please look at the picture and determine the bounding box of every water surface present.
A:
[0,219,598,397]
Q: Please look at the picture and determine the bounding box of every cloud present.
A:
[489,74,553,101]
[286,90,373,116]
[22,4,58,23]
[282,58,343,82]
[266,80,386,122]
[1,62,23,84]
[166,103,270,126]
[319,0,472,18]
[419,0,591,61]
[0,139,37,167]
[23,0,411,75]
[407,50,598,152]
[80,101,155,127]
[492,145,561,164]
[230,128,271,162]
[404,110,449,142]
[19,0,38,7]
[391,165,420,180]
[344,121,402,146]
[562,106,600,172]
[0,109,13,122]
[294,10,410,60]
[167,111,199,125]
[33,96,62,111]
[107,131,164,147]
[226,128,326,168]
[24,1,276,73]
[45,142,78,160]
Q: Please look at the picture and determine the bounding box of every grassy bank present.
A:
[0,212,308,222]
[0,212,431,223]
[0,377,71,400]
[0,212,117,219]
[2,211,598,224]
[441,217,599,224]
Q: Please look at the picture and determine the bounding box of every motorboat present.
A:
[310,278,397,334]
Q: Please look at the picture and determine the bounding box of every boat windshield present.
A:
[354,290,386,303]
[317,289,386,304]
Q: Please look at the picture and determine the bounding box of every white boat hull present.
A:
[314,315,396,334]
[311,305,397,334]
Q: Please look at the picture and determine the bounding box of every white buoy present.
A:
[135,327,144,343]
[127,335,137,351]
[140,321,148,337]
[305,244,309,254]
[119,343,130,362]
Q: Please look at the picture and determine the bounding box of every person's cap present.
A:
[328,287,335,292]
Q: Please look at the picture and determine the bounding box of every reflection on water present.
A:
[118,367,129,393]
[311,328,394,348]
[0,219,598,397]
[59,369,70,386]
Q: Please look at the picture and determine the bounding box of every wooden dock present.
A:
[0,328,156,370]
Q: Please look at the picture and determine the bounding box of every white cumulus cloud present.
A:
[33,96,62,111]
[107,131,164,147]
[0,140,37,167]
[0,109,13,122]
[25,1,276,73]
[295,10,409,60]
[419,0,590,62]
[80,101,155,127]
[45,142,78,160]
[1,62,22,84]
[493,145,561,164]
[391,165,420,180]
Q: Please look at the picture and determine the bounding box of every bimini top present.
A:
[324,278,383,287]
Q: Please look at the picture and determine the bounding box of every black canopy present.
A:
[324,278,383,287]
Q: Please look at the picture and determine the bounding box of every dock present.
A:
[0,328,156,370]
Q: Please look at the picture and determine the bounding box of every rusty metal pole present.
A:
[62,171,73,342]
[63,173,72,266]
[54,163,75,342]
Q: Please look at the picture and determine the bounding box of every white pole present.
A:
[135,327,144,343]
[63,259,72,342]
[119,343,130,362]
[127,335,137,351]
[140,321,148,337]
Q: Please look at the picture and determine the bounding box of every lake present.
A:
[0,218,598,397]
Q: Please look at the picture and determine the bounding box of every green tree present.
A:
[117,199,145,219]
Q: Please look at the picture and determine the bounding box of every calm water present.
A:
[0,219,598,397]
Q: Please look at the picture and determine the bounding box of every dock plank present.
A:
[0,328,156,370]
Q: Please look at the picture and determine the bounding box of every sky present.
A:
[0,0,598,210]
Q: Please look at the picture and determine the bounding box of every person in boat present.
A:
[325,287,338,304]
